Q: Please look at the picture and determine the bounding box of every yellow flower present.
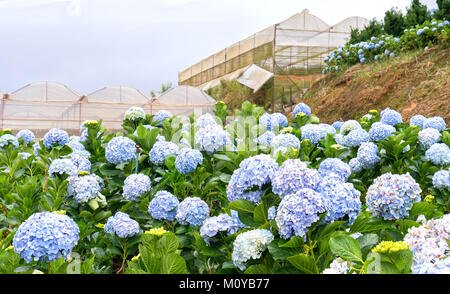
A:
[54,210,66,215]
[95,223,105,229]
[78,171,90,176]
[145,227,168,237]
[296,112,306,118]
[84,120,99,126]
[424,195,435,203]
[6,245,14,251]
[372,241,409,254]
[282,127,294,133]
[3,129,12,132]
[131,254,141,262]
[331,144,343,150]
[301,139,311,144]
[368,110,379,115]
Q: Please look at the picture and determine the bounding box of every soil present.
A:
[289,45,450,124]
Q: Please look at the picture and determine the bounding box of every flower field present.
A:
[0,99,449,275]
[323,20,449,73]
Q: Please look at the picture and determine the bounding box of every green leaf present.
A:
[389,249,413,274]
[94,210,112,222]
[279,236,304,248]
[253,202,267,224]
[329,235,362,262]
[286,254,318,274]
[409,202,437,219]
[267,240,301,261]
[357,233,379,256]
[161,254,188,274]
[229,200,255,214]
[244,264,273,274]
[78,211,93,218]
[213,154,232,162]
[164,155,176,170]
[237,212,260,227]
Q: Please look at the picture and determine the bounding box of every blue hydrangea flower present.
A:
[16,129,35,144]
[423,117,446,132]
[293,102,311,117]
[194,113,219,128]
[380,108,403,126]
[357,142,380,169]
[194,124,233,154]
[0,134,19,149]
[260,113,288,131]
[254,131,275,147]
[425,143,450,166]
[410,115,427,128]
[148,190,179,221]
[227,154,279,204]
[344,129,370,147]
[229,210,248,234]
[48,158,78,177]
[271,133,300,154]
[418,128,441,149]
[175,148,203,174]
[43,128,69,148]
[13,212,79,263]
[67,174,102,203]
[272,159,320,197]
[332,121,344,130]
[69,154,91,173]
[104,212,140,238]
[334,133,346,146]
[175,197,209,227]
[317,179,361,224]
[105,136,137,165]
[369,122,396,141]
[68,137,86,152]
[149,138,179,165]
[275,188,330,239]
[19,152,32,160]
[340,120,362,135]
[432,170,450,190]
[123,174,151,201]
[413,258,450,274]
[301,124,336,144]
[153,110,172,126]
[232,229,274,271]
[33,142,40,157]
[125,106,146,120]
[200,213,237,242]
[349,158,363,173]
[366,173,421,220]
[268,206,276,220]
[318,158,351,182]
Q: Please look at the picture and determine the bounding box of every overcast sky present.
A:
[0,0,438,95]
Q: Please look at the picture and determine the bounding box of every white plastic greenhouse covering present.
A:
[0,82,216,137]
[152,86,216,117]
[179,9,369,88]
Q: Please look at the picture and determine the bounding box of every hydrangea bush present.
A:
[1,96,449,275]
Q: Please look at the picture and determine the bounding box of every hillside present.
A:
[299,45,450,124]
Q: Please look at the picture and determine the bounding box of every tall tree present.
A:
[384,7,406,36]
[433,0,450,20]
[405,0,432,27]
[349,19,384,44]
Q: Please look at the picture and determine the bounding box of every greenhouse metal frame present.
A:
[178,9,369,112]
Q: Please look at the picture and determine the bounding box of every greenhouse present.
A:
[0,82,216,137]
[178,9,369,111]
